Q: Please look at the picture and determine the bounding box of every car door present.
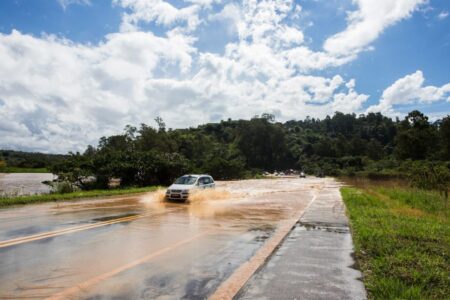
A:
[207,176,215,188]
[198,177,207,189]
[200,176,213,188]
[204,176,212,188]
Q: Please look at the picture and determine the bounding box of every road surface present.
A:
[0,177,361,299]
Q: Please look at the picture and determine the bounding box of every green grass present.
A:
[0,186,161,207]
[341,186,450,299]
[0,167,49,173]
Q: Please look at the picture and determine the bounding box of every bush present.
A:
[409,162,450,198]
[52,181,76,194]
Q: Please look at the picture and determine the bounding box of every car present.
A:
[299,172,306,178]
[165,174,215,200]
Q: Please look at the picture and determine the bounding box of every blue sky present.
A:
[0,0,449,152]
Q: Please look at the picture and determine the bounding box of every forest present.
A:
[34,110,450,191]
[0,150,67,172]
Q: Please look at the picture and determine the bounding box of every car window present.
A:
[204,177,211,184]
[174,175,198,185]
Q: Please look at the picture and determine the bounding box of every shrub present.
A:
[409,162,450,199]
[52,181,76,194]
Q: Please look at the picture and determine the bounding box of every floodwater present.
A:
[0,173,55,196]
[0,177,332,299]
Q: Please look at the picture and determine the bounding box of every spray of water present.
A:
[139,187,232,207]
[139,188,167,206]
[187,189,231,203]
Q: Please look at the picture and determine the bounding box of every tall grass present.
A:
[0,167,49,173]
[342,185,450,299]
[0,186,160,207]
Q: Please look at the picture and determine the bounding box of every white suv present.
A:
[165,174,215,200]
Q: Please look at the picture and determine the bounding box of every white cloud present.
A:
[115,0,218,32]
[58,0,91,10]
[0,29,196,152]
[367,70,450,114]
[0,27,370,152]
[332,80,369,113]
[324,0,426,56]
[437,11,449,20]
[0,0,436,152]
[209,3,243,36]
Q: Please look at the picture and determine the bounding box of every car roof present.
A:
[181,174,213,178]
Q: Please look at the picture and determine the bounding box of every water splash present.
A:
[187,189,231,203]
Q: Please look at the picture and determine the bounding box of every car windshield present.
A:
[174,175,198,185]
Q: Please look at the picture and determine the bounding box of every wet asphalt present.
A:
[0,178,325,299]
[238,183,367,300]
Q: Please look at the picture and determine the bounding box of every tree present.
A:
[49,110,450,190]
[237,117,289,170]
[395,111,437,160]
[367,139,384,160]
[155,117,166,132]
[440,116,450,160]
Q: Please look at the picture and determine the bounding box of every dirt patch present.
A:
[391,207,425,217]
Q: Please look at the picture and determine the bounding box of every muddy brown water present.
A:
[0,177,334,299]
[0,173,55,196]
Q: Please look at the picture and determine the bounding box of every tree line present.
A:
[46,110,449,189]
[0,150,67,171]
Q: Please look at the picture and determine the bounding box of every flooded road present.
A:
[0,177,333,299]
[0,173,54,196]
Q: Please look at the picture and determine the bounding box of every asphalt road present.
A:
[237,180,367,300]
[0,177,328,299]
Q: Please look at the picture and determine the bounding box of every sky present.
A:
[0,0,449,153]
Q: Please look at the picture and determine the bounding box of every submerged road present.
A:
[0,178,356,299]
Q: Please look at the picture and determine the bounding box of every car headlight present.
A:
[166,190,170,194]
[182,190,189,194]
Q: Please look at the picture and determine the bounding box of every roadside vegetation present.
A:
[0,186,160,207]
[0,150,67,173]
[341,183,449,299]
[27,110,449,189]
[0,167,49,173]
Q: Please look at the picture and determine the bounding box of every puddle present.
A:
[296,221,349,233]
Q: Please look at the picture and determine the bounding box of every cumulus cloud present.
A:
[0,0,433,152]
[115,0,218,32]
[324,0,426,56]
[0,29,196,152]
[209,3,243,36]
[367,71,450,114]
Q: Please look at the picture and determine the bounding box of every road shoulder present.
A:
[237,183,367,300]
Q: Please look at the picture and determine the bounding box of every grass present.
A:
[0,186,161,207]
[341,185,449,299]
[0,167,49,173]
